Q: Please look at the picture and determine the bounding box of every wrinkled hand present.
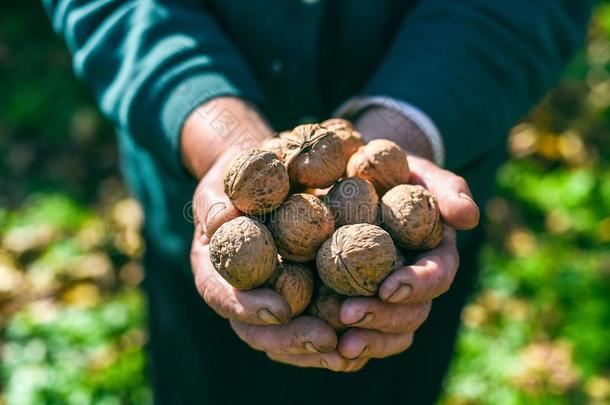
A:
[184,98,368,371]
[186,97,479,370]
[190,152,367,372]
[333,156,480,361]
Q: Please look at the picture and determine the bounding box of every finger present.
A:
[408,156,479,230]
[339,298,432,334]
[338,329,414,360]
[193,182,240,238]
[191,229,292,324]
[379,227,459,304]
[230,316,337,354]
[267,351,369,372]
[204,195,240,237]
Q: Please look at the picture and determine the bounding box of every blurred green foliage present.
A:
[0,2,150,404]
[441,3,610,404]
[1,1,610,405]
[3,290,149,405]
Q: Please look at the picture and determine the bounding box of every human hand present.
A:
[185,98,366,371]
[335,155,479,360]
[190,166,367,371]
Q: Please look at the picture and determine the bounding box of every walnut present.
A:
[260,135,290,163]
[321,118,365,162]
[316,224,396,296]
[209,217,278,290]
[308,285,347,333]
[269,193,335,262]
[324,177,379,226]
[282,124,345,188]
[223,149,289,215]
[267,261,314,317]
[302,186,332,199]
[380,184,443,250]
[346,139,410,194]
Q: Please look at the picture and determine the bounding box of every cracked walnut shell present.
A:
[223,149,289,215]
[380,184,443,250]
[209,217,278,290]
[282,124,345,188]
[316,224,396,296]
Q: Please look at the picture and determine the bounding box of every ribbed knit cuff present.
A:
[335,96,445,167]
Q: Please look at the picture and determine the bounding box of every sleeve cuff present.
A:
[133,70,265,180]
[334,96,446,167]
[165,73,265,178]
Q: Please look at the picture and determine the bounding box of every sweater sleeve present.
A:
[42,0,265,178]
[364,0,593,170]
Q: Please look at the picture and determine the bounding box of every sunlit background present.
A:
[1,2,610,404]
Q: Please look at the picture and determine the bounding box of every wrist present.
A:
[354,107,435,162]
[181,97,274,179]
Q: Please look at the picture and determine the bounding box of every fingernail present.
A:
[361,345,369,357]
[386,284,413,303]
[304,341,320,353]
[346,312,374,326]
[257,308,282,324]
[347,345,369,360]
[458,192,475,205]
[320,359,330,369]
[459,192,480,225]
[206,202,226,224]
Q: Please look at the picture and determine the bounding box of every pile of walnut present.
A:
[209,118,443,330]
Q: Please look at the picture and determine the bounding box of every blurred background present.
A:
[1,1,610,404]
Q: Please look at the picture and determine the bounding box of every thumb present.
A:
[205,194,240,237]
[193,181,241,238]
[408,157,480,230]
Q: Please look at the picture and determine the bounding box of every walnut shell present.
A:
[268,262,314,316]
[308,285,347,333]
[324,177,379,226]
[316,224,397,296]
[269,194,335,262]
[303,186,332,199]
[320,118,353,132]
[282,124,345,188]
[209,217,278,290]
[223,149,289,215]
[321,118,365,162]
[380,184,443,250]
[346,139,410,194]
[260,136,290,162]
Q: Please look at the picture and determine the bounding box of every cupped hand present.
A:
[185,99,480,369]
[190,153,292,324]
[191,168,366,371]
[190,151,365,372]
[336,155,479,360]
